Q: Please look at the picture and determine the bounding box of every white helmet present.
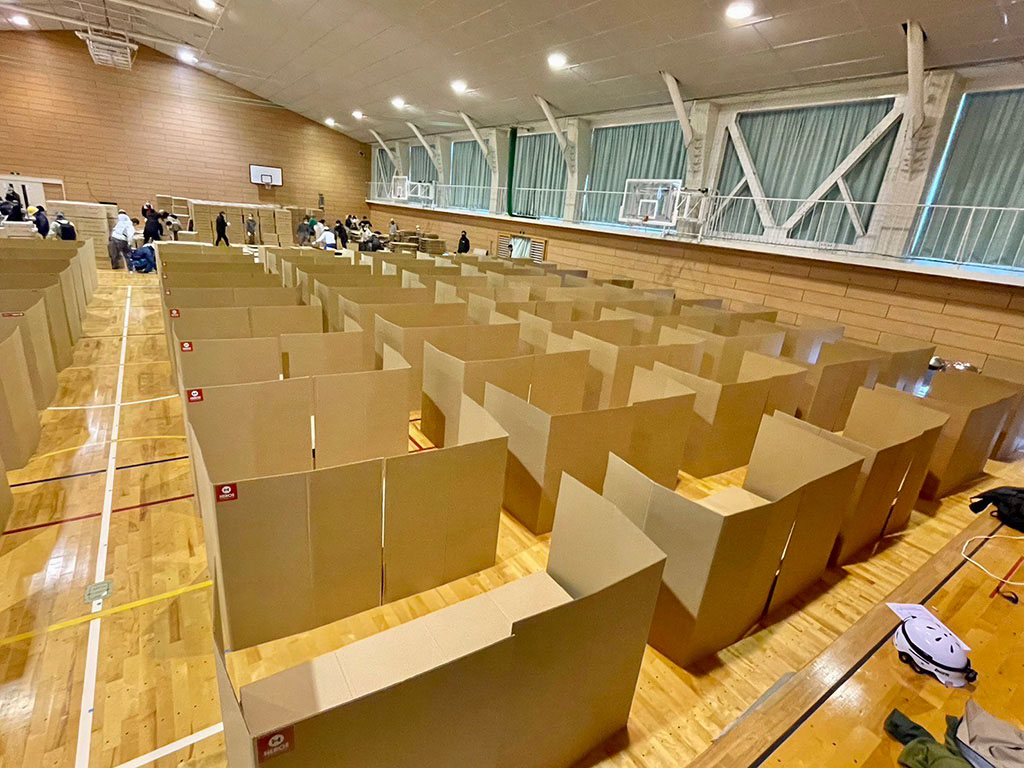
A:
[893,617,978,688]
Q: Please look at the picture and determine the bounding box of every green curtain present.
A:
[512,132,566,218]
[584,120,687,224]
[449,140,490,211]
[372,148,395,196]
[712,98,898,243]
[912,89,1024,267]
[409,145,438,183]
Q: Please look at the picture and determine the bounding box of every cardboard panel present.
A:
[0,261,82,340]
[0,282,73,369]
[176,336,281,390]
[249,304,322,336]
[280,330,370,377]
[980,357,1024,460]
[771,317,845,364]
[744,414,864,613]
[736,351,808,416]
[627,367,696,488]
[0,294,57,408]
[870,335,935,392]
[186,377,313,482]
[0,326,41,469]
[517,312,635,351]
[602,454,794,667]
[313,364,410,467]
[0,452,12,532]
[662,324,785,382]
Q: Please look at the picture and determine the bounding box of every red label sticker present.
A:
[186,388,203,402]
[216,483,238,502]
[257,727,294,762]
[180,341,193,352]
[1,312,25,318]
[169,308,180,318]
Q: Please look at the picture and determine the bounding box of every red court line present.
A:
[990,555,1024,598]
[2,493,195,536]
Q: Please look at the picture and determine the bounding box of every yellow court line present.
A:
[0,580,213,648]
[31,435,187,461]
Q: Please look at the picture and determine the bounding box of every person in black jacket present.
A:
[33,205,50,238]
[6,201,25,222]
[5,184,21,205]
[215,211,230,246]
[142,211,163,244]
[457,230,470,254]
[333,219,348,250]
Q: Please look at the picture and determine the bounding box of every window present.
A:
[449,140,490,211]
[409,145,438,184]
[511,132,566,219]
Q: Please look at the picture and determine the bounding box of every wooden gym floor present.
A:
[1,265,1021,767]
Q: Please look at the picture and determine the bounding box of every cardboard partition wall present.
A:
[600,307,683,345]
[159,271,281,289]
[421,341,590,448]
[769,317,846,364]
[438,280,528,306]
[842,387,949,535]
[0,451,12,532]
[676,304,778,335]
[490,272,562,291]
[625,368,697,489]
[0,281,73,369]
[0,242,96,303]
[661,324,785,382]
[0,294,58,408]
[190,363,509,650]
[868,335,936,393]
[641,360,774,478]
[310,275,401,330]
[334,286,435,335]
[482,380,693,534]
[601,453,796,667]
[219,474,664,768]
[0,326,42,469]
[980,356,1024,459]
[290,263,368,303]
[878,371,1018,499]
[736,351,809,418]
[743,415,865,614]
[789,340,888,431]
[159,261,265,276]
[547,328,704,409]
[281,329,371,377]
[376,316,522,410]
[517,312,635,352]
[159,286,303,309]
[0,260,83,341]
[176,336,283,392]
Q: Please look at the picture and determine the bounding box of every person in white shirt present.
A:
[109,210,135,270]
[313,218,326,240]
[314,226,337,250]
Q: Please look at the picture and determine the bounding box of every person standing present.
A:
[4,184,21,205]
[296,218,311,246]
[165,213,182,241]
[333,219,348,250]
[109,210,134,270]
[143,210,164,244]
[389,218,398,237]
[141,201,155,220]
[314,225,336,250]
[457,230,470,254]
[32,205,50,238]
[215,211,230,246]
[245,214,257,244]
[312,216,325,240]
[53,211,77,240]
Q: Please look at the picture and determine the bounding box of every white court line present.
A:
[74,285,132,768]
[114,722,224,768]
[48,394,176,411]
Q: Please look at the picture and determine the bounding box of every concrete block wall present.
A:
[369,203,1024,369]
[0,31,370,221]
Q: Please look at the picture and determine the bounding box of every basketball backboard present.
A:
[250,165,283,188]
[619,178,682,227]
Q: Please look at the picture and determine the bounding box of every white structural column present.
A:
[725,119,777,232]
[563,117,591,222]
[907,20,926,135]
[435,136,453,189]
[407,122,444,175]
[486,127,510,214]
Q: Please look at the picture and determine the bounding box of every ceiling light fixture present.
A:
[352,110,364,119]
[725,1,754,20]
[325,117,336,127]
[11,14,30,26]
[197,0,217,10]
[391,96,405,109]
[547,52,568,70]
[451,79,468,94]
[178,49,198,64]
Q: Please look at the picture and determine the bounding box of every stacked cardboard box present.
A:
[155,194,173,211]
[275,209,294,245]
[172,197,190,217]
[45,200,116,243]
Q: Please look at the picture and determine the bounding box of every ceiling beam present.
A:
[906,20,925,135]
[533,95,568,152]
[459,112,495,172]
[104,0,218,28]
[406,122,443,173]
[369,130,397,167]
[659,71,694,147]
[0,2,189,46]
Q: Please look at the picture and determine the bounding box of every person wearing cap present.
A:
[109,209,135,269]
[31,204,49,238]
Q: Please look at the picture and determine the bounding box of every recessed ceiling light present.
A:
[325,117,336,127]
[391,96,405,109]
[352,110,364,120]
[451,79,468,94]
[197,0,217,10]
[547,52,568,70]
[178,49,198,64]
[11,14,30,26]
[725,1,754,19]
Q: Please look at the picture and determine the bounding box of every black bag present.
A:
[969,486,1024,532]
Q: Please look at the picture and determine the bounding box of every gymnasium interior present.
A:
[1,1,1023,766]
